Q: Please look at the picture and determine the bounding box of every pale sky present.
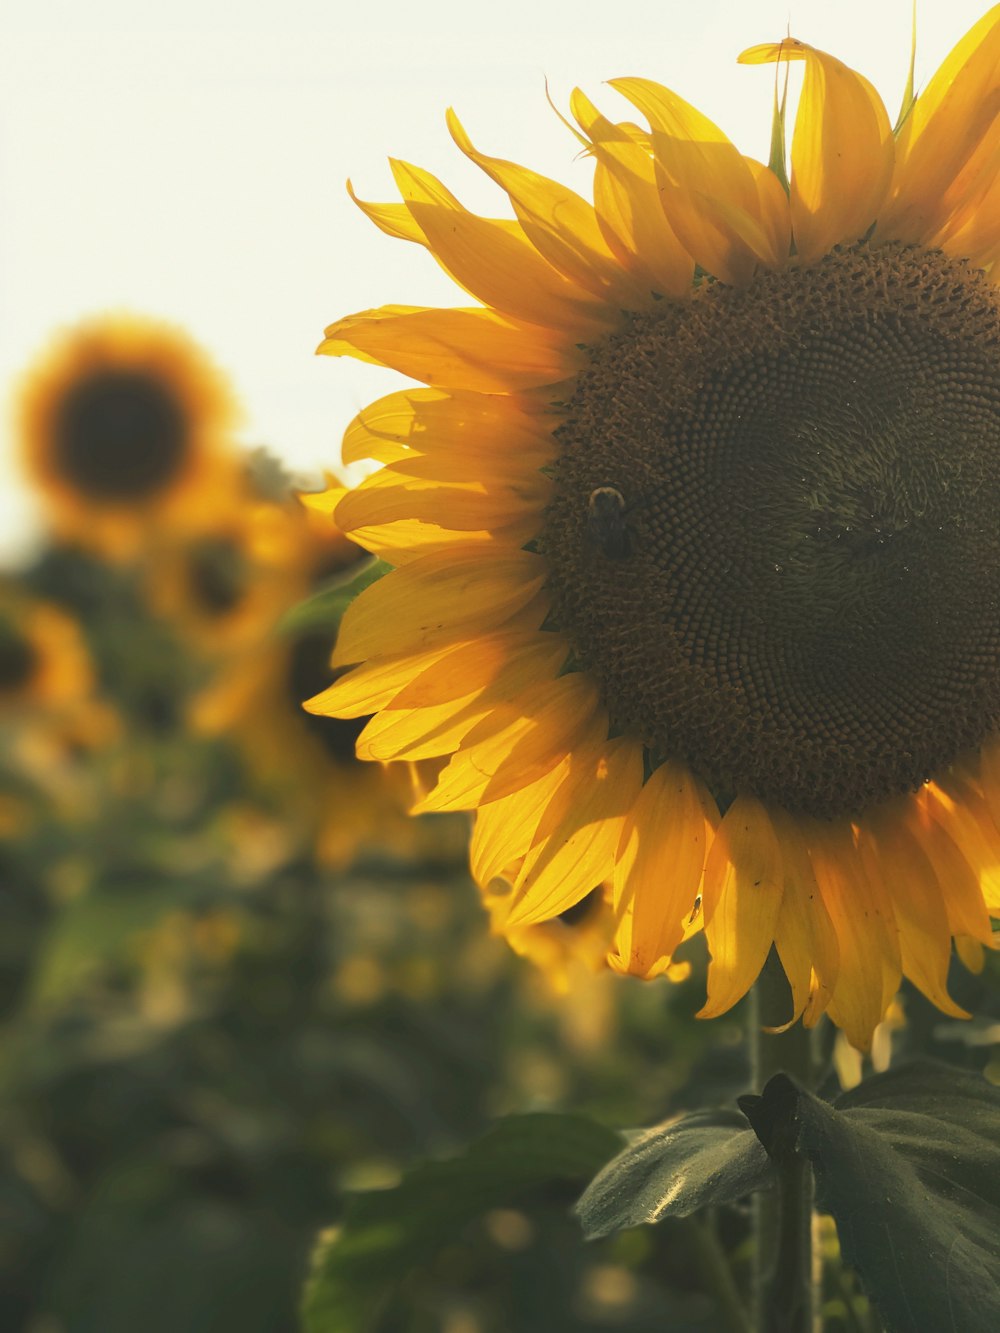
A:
[2,0,992,560]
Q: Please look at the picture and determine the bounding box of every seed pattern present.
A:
[543,243,1000,818]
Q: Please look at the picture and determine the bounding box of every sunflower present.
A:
[0,592,95,714]
[17,314,240,559]
[192,499,460,870]
[310,12,1000,1050]
[0,589,118,759]
[145,497,312,657]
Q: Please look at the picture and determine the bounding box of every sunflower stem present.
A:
[751,952,816,1333]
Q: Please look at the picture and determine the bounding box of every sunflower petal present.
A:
[383,159,616,332]
[319,305,584,393]
[770,808,839,1027]
[413,672,599,812]
[698,796,785,1019]
[505,735,643,926]
[860,805,969,1019]
[609,77,789,282]
[878,6,1000,243]
[333,547,546,664]
[446,108,642,304]
[805,819,899,1052]
[569,88,694,299]
[611,760,717,979]
[469,757,574,886]
[740,40,893,263]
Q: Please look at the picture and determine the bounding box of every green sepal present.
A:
[278,558,392,636]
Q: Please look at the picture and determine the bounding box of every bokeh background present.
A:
[3,3,1000,1331]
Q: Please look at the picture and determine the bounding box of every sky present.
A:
[2,0,993,560]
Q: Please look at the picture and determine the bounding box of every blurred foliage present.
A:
[4,433,1000,1332]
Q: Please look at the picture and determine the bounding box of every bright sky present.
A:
[2,0,992,560]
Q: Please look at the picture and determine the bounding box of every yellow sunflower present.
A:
[17,314,241,559]
[0,592,94,714]
[192,499,461,870]
[310,12,1000,1050]
[0,590,118,756]
[145,497,311,657]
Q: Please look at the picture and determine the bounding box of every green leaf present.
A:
[738,1063,1000,1333]
[279,559,391,636]
[301,1113,622,1333]
[575,1107,773,1240]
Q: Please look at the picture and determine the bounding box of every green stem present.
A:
[687,1214,752,1333]
[751,951,816,1333]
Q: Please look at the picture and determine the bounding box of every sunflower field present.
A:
[6,8,1000,1333]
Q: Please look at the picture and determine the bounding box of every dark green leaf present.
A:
[575,1107,773,1240]
[301,1113,622,1333]
[740,1063,1000,1333]
[279,559,391,635]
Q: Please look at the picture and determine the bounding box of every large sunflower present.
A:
[17,314,240,559]
[310,12,1000,1049]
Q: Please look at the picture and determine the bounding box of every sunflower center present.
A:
[0,619,37,693]
[53,369,188,500]
[543,243,1000,819]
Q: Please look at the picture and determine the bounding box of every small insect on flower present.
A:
[587,486,632,559]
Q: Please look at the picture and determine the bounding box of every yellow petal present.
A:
[610,760,717,979]
[470,757,574,886]
[956,935,987,975]
[413,672,599,812]
[333,547,545,664]
[506,735,643,926]
[927,769,1000,913]
[859,804,969,1019]
[805,819,899,1052]
[386,159,615,333]
[698,796,784,1020]
[770,808,839,1028]
[341,388,449,465]
[343,518,537,567]
[305,643,456,718]
[388,630,568,709]
[446,108,643,304]
[609,77,788,282]
[354,689,493,761]
[740,40,893,263]
[878,6,1000,243]
[569,88,694,300]
[319,304,584,393]
[334,467,549,535]
[903,790,994,945]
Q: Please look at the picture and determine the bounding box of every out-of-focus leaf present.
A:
[575,1107,773,1240]
[27,881,207,1007]
[301,1112,622,1333]
[279,559,391,635]
[738,1063,1000,1333]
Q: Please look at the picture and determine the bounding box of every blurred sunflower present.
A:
[0,589,117,758]
[146,498,310,657]
[313,12,1000,1049]
[17,314,240,559]
[0,593,93,714]
[193,499,454,869]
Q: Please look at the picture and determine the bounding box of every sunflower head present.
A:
[313,13,1000,1048]
[0,593,95,713]
[17,314,241,559]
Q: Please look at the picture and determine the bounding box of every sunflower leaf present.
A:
[739,1063,1000,1333]
[574,1107,774,1240]
[279,558,392,635]
[301,1112,622,1333]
